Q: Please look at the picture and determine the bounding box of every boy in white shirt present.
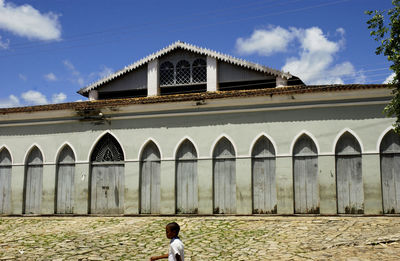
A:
[150,222,184,261]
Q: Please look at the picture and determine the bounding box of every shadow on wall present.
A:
[0,103,388,137]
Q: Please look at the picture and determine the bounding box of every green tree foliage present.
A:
[366,0,400,133]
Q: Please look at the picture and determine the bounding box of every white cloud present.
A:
[21,90,48,105]
[0,35,9,49]
[384,73,395,84]
[63,60,85,86]
[18,73,27,81]
[282,27,356,84]
[52,92,66,103]
[236,26,294,56]
[0,0,61,41]
[98,66,113,79]
[44,72,57,81]
[0,94,19,108]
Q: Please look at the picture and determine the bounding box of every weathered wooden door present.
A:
[380,130,400,214]
[140,142,161,214]
[56,146,75,214]
[0,148,12,214]
[176,140,198,214]
[293,135,319,214]
[213,137,236,214]
[90,134,124,214]
[24,147,43,214]
[252,136,276,214]
[336,132,363,214]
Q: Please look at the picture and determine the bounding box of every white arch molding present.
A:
[87,130,126,162]
[0,145,13,164]
[54,142,78,163]
[23,143,45,164]
[332,128,364,154]
[210,134,237,158]
[138,138,163,161]
[290,130,320,155]
[376,126,396,152]
[173,136,199,159]
[248,133,278,157]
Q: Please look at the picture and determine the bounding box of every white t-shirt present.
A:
[168,237,184,261]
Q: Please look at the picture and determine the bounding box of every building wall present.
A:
[0,102,395,215]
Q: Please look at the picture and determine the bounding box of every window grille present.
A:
[176,60,191,84]
[91,134,124,162]
[192,59,206,83]
[160,61,174,86]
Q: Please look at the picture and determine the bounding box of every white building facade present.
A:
[0,42,398,216]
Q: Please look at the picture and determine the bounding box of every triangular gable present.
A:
[78,41,294,95]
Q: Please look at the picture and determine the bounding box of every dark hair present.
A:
[167,222,180,234]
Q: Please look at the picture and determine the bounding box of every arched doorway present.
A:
[24,146,43,214]
[0,148,12,214]
[56,145,75,214]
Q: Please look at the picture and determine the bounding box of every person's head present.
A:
[165,222,180,239]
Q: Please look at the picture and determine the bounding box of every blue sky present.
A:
[0,0,394,107]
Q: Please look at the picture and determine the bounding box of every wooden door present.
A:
[293,135,319,214]
[336,132,363,214]
[90,134,124,214]
[252,136,276,214]
[213,137,236,214]
[380,130,400,214]
[56,146,75,214]
[140,142,161,214]
[24,147,43,214]
[0,149,12,214]
[176,140,198,214]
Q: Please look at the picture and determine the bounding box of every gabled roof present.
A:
[78,41,294,95]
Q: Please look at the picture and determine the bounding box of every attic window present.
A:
[192,59,206,83]
[160,61,174,86]
[176,60,191,84]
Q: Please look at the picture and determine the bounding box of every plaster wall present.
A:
[0,103,394,215]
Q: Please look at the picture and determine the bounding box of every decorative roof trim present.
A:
[77,41,293,95]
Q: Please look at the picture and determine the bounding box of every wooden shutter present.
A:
[24,147,43,214]
[252,136,276,214]
[213,137,236,214]
[56,146,75,214]
[176,140,198,214]
[293,135,319,214]
[0,149,12,214]
[140,142,161,214]
[90,134,124,214]
[336,132,363,214]
[380,130,400,214]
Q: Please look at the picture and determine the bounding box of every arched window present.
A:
[293,134,319,214]
[140,141,161,214]
[213,137,236,214]
[380,130,400,214]
[252,136,276,214]
[176,60,191,84]
[56,145,75,214]
[160,61,174,86]
[192,59,207,83]
[176,139,198,214]
[24,146,43,214]
[335,132,363,214]
[90,133,124,214]
[0,148,12,214]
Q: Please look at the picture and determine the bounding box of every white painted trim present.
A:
[0,145,13,164]
[138,138,163,161]
[55,142,77,163]
[210,134,237,158]
[87,130,126,162]
[24,144,45,164]
[332,128,364,154]
[173,136,199,159]
[248,133,278,157]
[290,131,320,155]
[376,126,395,152]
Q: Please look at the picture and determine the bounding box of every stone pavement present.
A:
[0,216,400,260]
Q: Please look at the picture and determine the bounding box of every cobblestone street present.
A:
[0,216,399,260]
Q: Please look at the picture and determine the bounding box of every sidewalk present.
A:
[0,216,399,260]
